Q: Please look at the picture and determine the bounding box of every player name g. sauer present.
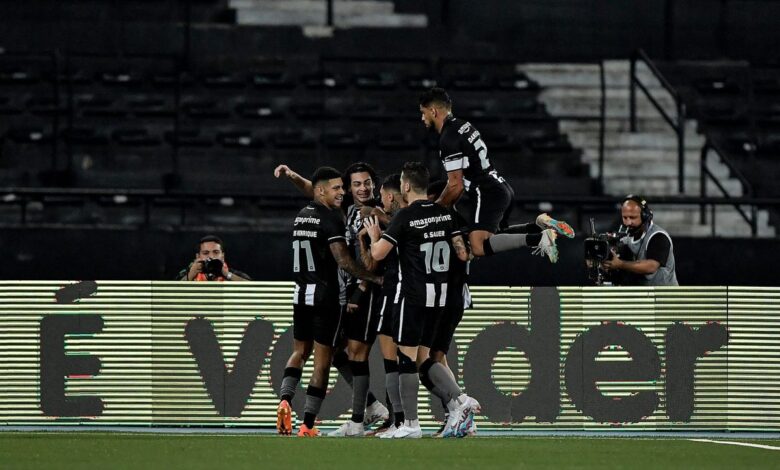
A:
[423,230,445,239]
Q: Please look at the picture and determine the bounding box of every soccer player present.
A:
[274,162,389,435]
[278,167,382,437]
[423,180,475,437]
[418,87,575,262]
[355,174,407,436]
[365,162,480,439]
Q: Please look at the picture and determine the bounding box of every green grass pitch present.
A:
[1,433,778,469]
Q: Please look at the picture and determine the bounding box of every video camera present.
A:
[583,218,627,285]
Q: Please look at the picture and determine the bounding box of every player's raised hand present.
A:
[273,164,294,179]
[364,215,382,242]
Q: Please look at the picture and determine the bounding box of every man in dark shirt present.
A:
[418,88,575,263]
[366,162,480,439]
[178,235,251,282]
[276,166,382,437]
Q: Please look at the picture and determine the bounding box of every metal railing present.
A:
[699,139,758,236]
[629,48,687,193]
[1,187,777,236]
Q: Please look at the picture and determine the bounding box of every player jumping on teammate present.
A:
[418,88,575,262]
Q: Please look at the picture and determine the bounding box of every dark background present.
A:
[1,0,779,284]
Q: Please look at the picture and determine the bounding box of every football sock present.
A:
[385,391,394,418]
[384,359,403,425]
[398,351,419,421]
[419,363,447,400]
[280,366,302,403]
[349,360,370,424]
[500,223,542,234]
[420,359,462,404]
[334,349,378,405]
[483,233,537,256]
[303,385,326,429]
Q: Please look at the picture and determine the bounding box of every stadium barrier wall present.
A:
[1,282,778,431]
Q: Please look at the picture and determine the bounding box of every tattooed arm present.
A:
[452,234,469,262]
[330,241,382,285]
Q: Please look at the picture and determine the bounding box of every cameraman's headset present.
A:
[622,194,653,226]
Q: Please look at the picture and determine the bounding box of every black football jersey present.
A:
[291,201,346,306]
[381,200,460,307]
[439,115,505,192]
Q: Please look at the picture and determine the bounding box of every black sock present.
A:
[526,233,542,246]
[349,360,370,424]
[394,411,404,427]
[303,385,326,429]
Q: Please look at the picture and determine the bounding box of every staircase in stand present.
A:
[520,61,774,237]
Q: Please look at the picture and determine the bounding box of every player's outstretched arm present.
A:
[273,164,314,198]
[330,241,383,285]
[436,169,465,208]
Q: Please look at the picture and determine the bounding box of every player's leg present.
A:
[298,303,342,437]
[299,340,334,437]
[500,214,575,239]
[389,299,423,438]
[331,291,387,436]
[377,333,403,435]
[395,343,422,438]
[470,183,559,262]
[373,295,402,436]
[418,303,477,437]
[427,294,463,436]
[278,305,315,435]
[281,339,312,403]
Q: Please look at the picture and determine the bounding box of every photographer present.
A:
[178,235,250,282]
[601,195,678,286]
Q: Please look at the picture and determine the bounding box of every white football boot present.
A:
[363,401,389,429]
[376,424,398,439]
[392,419,422,439]
[327,420,364,437]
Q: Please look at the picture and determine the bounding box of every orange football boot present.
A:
[276,399,292,435]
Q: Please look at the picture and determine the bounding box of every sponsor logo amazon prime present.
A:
[409,213,452,229]
[294,216,320,225]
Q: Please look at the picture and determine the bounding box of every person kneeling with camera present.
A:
[179,235,251,282]
[601,195,678,286]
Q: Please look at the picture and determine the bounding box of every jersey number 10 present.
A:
[420,241,450,274]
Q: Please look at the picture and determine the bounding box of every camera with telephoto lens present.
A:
[583,218,627,285]
[201,258,224,279]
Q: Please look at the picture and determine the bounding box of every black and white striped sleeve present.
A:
[440,131,466,172]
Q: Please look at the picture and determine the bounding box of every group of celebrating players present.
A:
[272,88,575,438]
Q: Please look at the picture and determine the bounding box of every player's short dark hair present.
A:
[419,87,452,109]
[427,180,447,199]
[342,162,378,186]
[311,166,343,186]
[381,173,401,193]
[401,162,429,193]
[198,235,224,252]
